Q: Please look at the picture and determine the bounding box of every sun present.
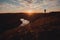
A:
[25,10,34,16]
[27,10,33,13]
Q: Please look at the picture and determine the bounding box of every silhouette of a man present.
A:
[44,9,46,13]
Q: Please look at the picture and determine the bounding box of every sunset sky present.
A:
[0,0,60,13]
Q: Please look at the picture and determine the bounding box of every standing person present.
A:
[44,9,46,13]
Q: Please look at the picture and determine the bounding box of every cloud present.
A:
[0,0,60,13]
[0,3,18,13]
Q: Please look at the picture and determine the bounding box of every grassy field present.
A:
[0,12,60,40]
